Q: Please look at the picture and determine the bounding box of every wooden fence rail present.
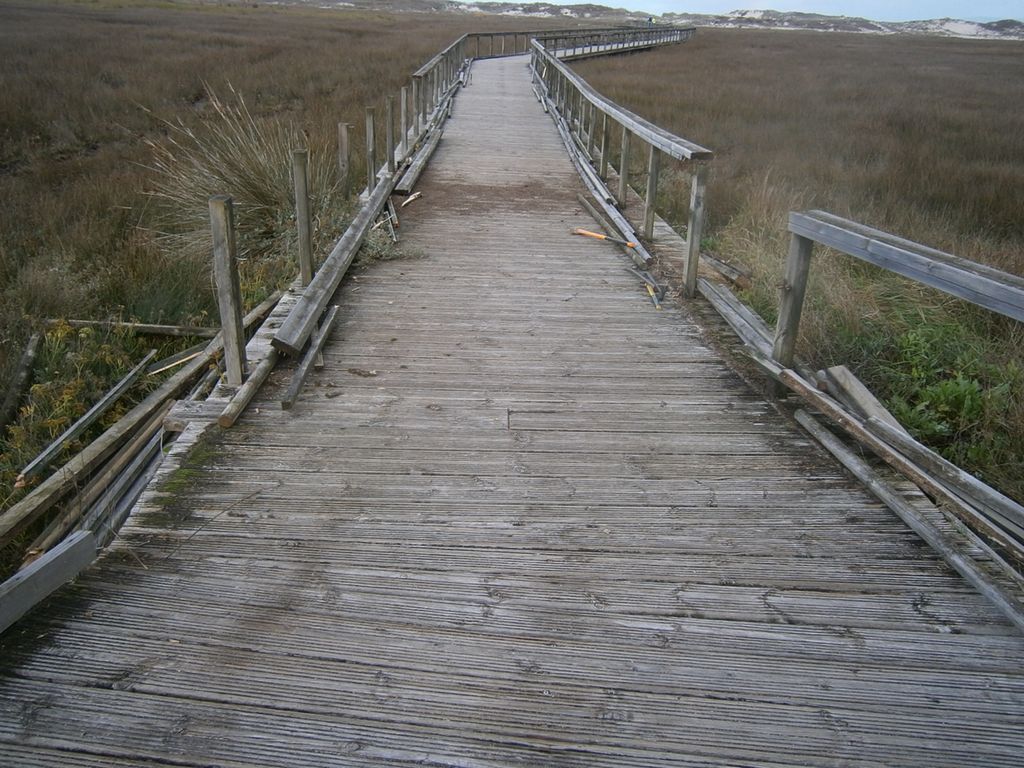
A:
[530,31,712,296]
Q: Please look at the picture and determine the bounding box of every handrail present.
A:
[528,29,712,297]
[531,37,710,162]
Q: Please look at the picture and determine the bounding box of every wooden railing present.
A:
[773,211,1024,369]
[530,31,713,296]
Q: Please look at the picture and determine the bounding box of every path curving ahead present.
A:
[1,55,1022,767]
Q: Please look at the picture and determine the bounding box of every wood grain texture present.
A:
[1,56,1021,768]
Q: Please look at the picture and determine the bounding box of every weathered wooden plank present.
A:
[16,349,157,486]
[0,531,95,635]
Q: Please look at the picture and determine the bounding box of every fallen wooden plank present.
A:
[824,365,909,436]
[49,319,218,338]
[163,399,227,433]
[0,344,216,544]
[272,178,396,357]
[23,401,173,564]
[16,350,157,486]
[794,409,1024,633]
[0,531,95,636]
[395,128,443,195]
[218,350,279,428]
[865,416,1024,540]
[281,305,341,411]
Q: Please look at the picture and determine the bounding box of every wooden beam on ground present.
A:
[47,320,218,338]
[218,350,279,428]
[794,409,1024,633]
[0,340,218,544]
[16,350,157,486]
[281,305,341,411]
[824,365,909,436]
[272,178,396,357]
[0,531,96,636]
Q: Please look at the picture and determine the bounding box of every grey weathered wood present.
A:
[337,122,351,196]
[364,107,377,196]
[643,144,660,239]
[291,149,314,286]
[218,349,278,429]
[0,531,95,636]
[0,331,222,543]
[49,320,218,338]
[790,211,1024,322]
[865,416,1024,535]
[16,350,157,485]
[531,37,711,162]
[209,196,247,387]
[399,85,409,158]
[617,127,630,207]
[771,232,813,368]
[0,331,41,435]
[824,365,908,436]
[411,76,422,138]
[778,366,1024,559]
[146,341,207,376]
[795,409,1024,633]
[5,52,1023,768]
[282,305,341,411]
[598,112,609,180]
[697,278,773,358]
[385,95,396,174]
[24,400,169,564]
[272,175,396,357]
[683,164,709,299]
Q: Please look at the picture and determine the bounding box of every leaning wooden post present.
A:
[399,86,409,159]
[771,231,814,370]
[618,127,631,208]
[365,106,376,196]
[683,163,708,299]
[643,144,660,240]
[385,95,396,174]
[208,196,246,386]
[291,149,314,286]
[337,122,350,197]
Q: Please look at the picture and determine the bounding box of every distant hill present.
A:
[276,1,1024,41]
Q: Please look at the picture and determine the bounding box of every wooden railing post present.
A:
[337,122,350,197]
[643,144,660,239]
[772,232,814,371]
[399,85,409,158]
[586,102,597,157]
[683,164,708,298]
[385,95,396,174]
[599,113,609,179]
[618,127,631,207]
[411,76,422,138]
[208,195,246,386]
[365,106,376,195]
[291,149,314,286]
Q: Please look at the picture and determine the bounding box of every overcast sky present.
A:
[572,2,1021,22]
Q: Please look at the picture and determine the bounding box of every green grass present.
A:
[574,29,1024,500]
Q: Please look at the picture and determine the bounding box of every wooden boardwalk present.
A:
[2,55,1023,767]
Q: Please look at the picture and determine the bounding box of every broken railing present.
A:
[530,32,713,297]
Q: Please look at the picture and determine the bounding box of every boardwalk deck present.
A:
[2,56,1022,766]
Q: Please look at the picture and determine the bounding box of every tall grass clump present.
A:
[144,85,344,305]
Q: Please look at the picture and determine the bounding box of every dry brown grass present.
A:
[576,29,1024,499]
